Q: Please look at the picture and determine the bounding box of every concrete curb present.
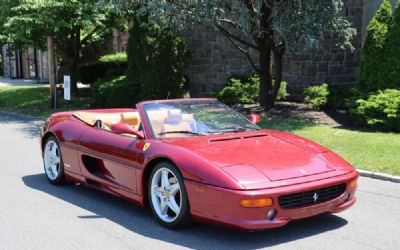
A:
[357,169,400,183]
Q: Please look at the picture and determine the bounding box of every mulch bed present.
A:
[241,101,357,128]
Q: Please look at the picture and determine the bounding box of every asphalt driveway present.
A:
[0,111,399,250]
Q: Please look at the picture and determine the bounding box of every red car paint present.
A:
[41,99,358,230]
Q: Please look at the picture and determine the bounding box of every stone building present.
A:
[1,43,49,81]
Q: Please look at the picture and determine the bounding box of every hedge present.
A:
[78,52,127,85]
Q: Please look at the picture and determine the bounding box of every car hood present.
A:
[160,130,338,184]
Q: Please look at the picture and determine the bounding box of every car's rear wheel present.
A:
[43,136,65,184]
[148,161,191,228]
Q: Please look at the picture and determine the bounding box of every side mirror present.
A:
[111,123,144,139]
[249,114,261,124]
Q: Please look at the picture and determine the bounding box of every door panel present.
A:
[79,127,140,193]
[56,121,90,175]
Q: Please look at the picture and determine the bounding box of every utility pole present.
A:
[47,36,56,109]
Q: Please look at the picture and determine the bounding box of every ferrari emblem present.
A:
[142,143,151,151]
[313,192,319,202]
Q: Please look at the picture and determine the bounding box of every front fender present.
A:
[142,141,244,190]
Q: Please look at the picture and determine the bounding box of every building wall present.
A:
[1,44,49,81]
[282,0,364,96]
[2,45,10,77]
[37,50,49,81]
[184,27,258,97]
[185,0,366,98]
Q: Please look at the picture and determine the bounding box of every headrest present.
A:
[121,112,139,125]
[164,109,183,125]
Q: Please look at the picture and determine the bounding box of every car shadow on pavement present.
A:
[22,173,348,249]
[0,112,43,138]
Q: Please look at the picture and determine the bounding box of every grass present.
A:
[0,86,91,118]
[259,117,400,176]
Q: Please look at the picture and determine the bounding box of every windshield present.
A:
[142,100,260,138]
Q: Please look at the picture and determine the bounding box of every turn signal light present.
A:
[349,178,357,189]
[240,198,273,208]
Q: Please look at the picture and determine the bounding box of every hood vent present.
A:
[209,133,268,142]
[243,133,268,139]
[210,137,241,142]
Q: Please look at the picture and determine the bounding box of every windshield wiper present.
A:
[210,126,259,134]
[158,131,207,136]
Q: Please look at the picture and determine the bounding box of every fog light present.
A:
[344,193,351,202]
[267,209,277,221]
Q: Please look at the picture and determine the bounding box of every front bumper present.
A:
[185,170,358,231]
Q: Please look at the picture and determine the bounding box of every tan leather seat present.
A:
[147,109,169,136]
[121,112,140,130]
[73,111,141,131]
[160,109,191,137]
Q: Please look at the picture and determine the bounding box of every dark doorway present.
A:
[27,47,38,79]
[7,43,24,79]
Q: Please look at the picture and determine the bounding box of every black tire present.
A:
[43,136,65,185]
[148,161,191,229]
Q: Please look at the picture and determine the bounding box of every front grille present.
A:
[278,183,347,209]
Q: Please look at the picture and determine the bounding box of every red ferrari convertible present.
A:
[41,98,358,230]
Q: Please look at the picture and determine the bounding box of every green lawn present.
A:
[0,86,91,118]
[259,117,400,176]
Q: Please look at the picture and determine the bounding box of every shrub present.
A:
[91,75,136,108]
[350,89,400,131]
[382,2,400,89]
[276,81,290,101]
[78,52,128,84]
[359,0,392,92]
[214,75,259,105]
[99,52,127,64]
[304,83,329,109]
[327,84,356,110]
[126,18,190,103]
[214,74,289,105]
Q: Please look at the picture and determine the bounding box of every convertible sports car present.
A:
[41,98,358,230]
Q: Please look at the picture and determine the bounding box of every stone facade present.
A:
[183,27,258,97]
[2,44,49,81]
[283,0,364,96]
[186,0,367,98]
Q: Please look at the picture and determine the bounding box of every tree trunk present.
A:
[69,27,81,96]
[68,60,79,96]
[259,42,274,109]
[47,36,57,109]
[272,48,284,100]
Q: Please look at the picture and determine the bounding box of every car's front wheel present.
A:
[43,136,65,184]
[148,162,191,228]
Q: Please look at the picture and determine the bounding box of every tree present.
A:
[4,0,121,95]
[359,0,392,92]
[0,0,21,75]
[126,16,190,102]
[106,0,355,108]
[383,1,400,89]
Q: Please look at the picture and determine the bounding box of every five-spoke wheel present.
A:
[43,136,65,184]
[149,162,191,228]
